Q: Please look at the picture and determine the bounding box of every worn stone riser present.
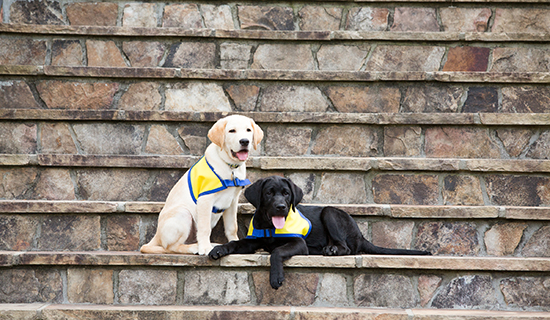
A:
[1,263,549,311]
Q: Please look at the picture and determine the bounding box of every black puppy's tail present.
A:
[361,240,431,255]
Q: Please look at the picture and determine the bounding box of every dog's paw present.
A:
[197,243,214,256]
[322,245,338,256]
[208,245,228,260]
[270,275,284,290]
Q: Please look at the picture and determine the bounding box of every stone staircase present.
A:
[1,0,550,318]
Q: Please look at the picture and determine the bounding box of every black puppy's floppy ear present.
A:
[284,178,303,211]
[244,178,266,209]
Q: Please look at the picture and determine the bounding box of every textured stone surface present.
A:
[147,170,184,202]
[496,128,532,158]
[372,221,414,249]
[299,6,342,31]
[165,83,231,112]
[425,127,501,158]
[418,275,442,307]
[383,126,422,157]
[9,0,63,24]
[260,86,327,112]
[178,125,209,155]
[0,81,40,109]
[225,85,259,111]
[67,2,118,26]
[75,169,150,201]
[162,4,202,28]
[202,4,234,29]
[0,215,39,250]
[315,173,367,204]
[72,123,145,155]
[86,40,127,67]
[432,275,497,309]
[0,167,38,199]
[402,86,465,113]
[252,44,314,70]
[253,272,318,306]
[311,126,378,157]
[345,7,389,31]
[317,45,369,71]
[0,123,37,154]
[265,126,312,156]
[119,269,177,304]
[36,81,119,110]
[391,8,439,32]
[440,8,491,32]
[354,274,416,308]
[443,47,490,72]
[220,43,253,69]
[51,40,83,66]
[164,42,216,68]
[485,175,550,206]
[485,223,527,256]
[38,215,100,250]
[442,175,484,206]
[118,82,162,111]
[33,169,75,200]
[0,38,47,65]
[123,3,157,27]
[185,270,251,305]
[415,222,479,255]
[105,215,140,251]
[123,41,165,67]
[491,48,550,73]
[522,226,550,257]
[366,46,444,72]
[67,269,113,304]
[500,277,550,308]
[373,174,439,205]
[492,9,550,33]
[0,269,62,303]
[502,87,550,113]
[325,86,400,113]
[527,130,550,159]
[239,6,294,30]
[316,273,348,306]
[145,125,183,155]
[462,87,499,113]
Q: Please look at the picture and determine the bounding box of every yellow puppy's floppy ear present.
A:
[208,118,227,148]
[251,119,264,150]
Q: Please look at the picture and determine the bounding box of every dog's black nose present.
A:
[239,138,249,147]
[276,204,286,211]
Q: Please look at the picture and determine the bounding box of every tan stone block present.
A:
[265,126,312,156]
[34,169,76,200]
[123,41,165,67]
[418,275,442,306]
[75,168,151,201]
[36,81,119,110]
[0,123,37,154]
[391,8,439,31]
[311,126,378,157]
[202,4,234,29]
[67,2,118,26]
[239,6,294,30]
[325,86,400,113]
[252,44,314,70]
[315,173,367,204]
[432,275,497,309]
[260,86,327,112]
[425,127,501,158]
[86,40,127,67]
[0,269,62,303]
[178,125,209,155]
[522,226,550,257]
[163,42,216,68]
[485,175,550,207]
[145,125,183,155]
[253,272,318,305]
[0,38,47,65]
[67,269,114,304]
[105,215,140,251]
[500,277,550,308]
[366,46,445,72]
[40,122,77,154]
[185,270,251,304]
[38,214,101,250]
[355,274,417,308]
[9,0,63,25]
[491,47,550,72]
[317,45,369,71]
[502,86,550,113]
[0,81,40,109]
[485,223,527,256]
[299,6,342,31]
[123,3,157,27]
[316,273,349,306]
[165,83,231,112]
[119,269,177,304]
[345,7,389,31]
[0,167,38,199]
[220,43,252,69]
[384,126,422,157]
[163,4,202,28]
[118,82,162,110]
[442,175,484,206]
[72,123,145,155]
[0,215,39,250]
[51,40,83,66]
[496,128,533,158]
[402,86,465,113]
[440,8,491,32]
[415,222,480,255]
[225,85,259,111]
[493,9,550,33]
[527,130,550,159]
[372,220,414,249]
[373,174,439,205]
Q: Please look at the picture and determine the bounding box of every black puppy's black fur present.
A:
[209,176,431,289]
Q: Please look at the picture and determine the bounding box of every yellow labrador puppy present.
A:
[141,115,263,255]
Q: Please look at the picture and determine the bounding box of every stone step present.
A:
[2,304,550,320]
[1,251,549,310]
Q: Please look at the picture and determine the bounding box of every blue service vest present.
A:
[187,156,250,213]
[246,208,312,239]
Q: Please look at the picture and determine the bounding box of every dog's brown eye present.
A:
[247,128,252,132]
[229,129,236,133]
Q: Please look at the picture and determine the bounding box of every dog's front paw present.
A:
[270,275,284,290]
[323,245,338,256]
[208,245,229,260]
[197,243,214,256]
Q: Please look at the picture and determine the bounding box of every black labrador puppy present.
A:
[209,176,431,289]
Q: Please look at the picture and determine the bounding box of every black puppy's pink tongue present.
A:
[236,150,248,161]
[272,216,285,229]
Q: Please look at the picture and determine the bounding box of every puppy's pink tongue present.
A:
[272,216,286,229]
[236,151,248,161]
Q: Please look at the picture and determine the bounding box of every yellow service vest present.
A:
[187,156,250,212]
[246,207,311,239]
